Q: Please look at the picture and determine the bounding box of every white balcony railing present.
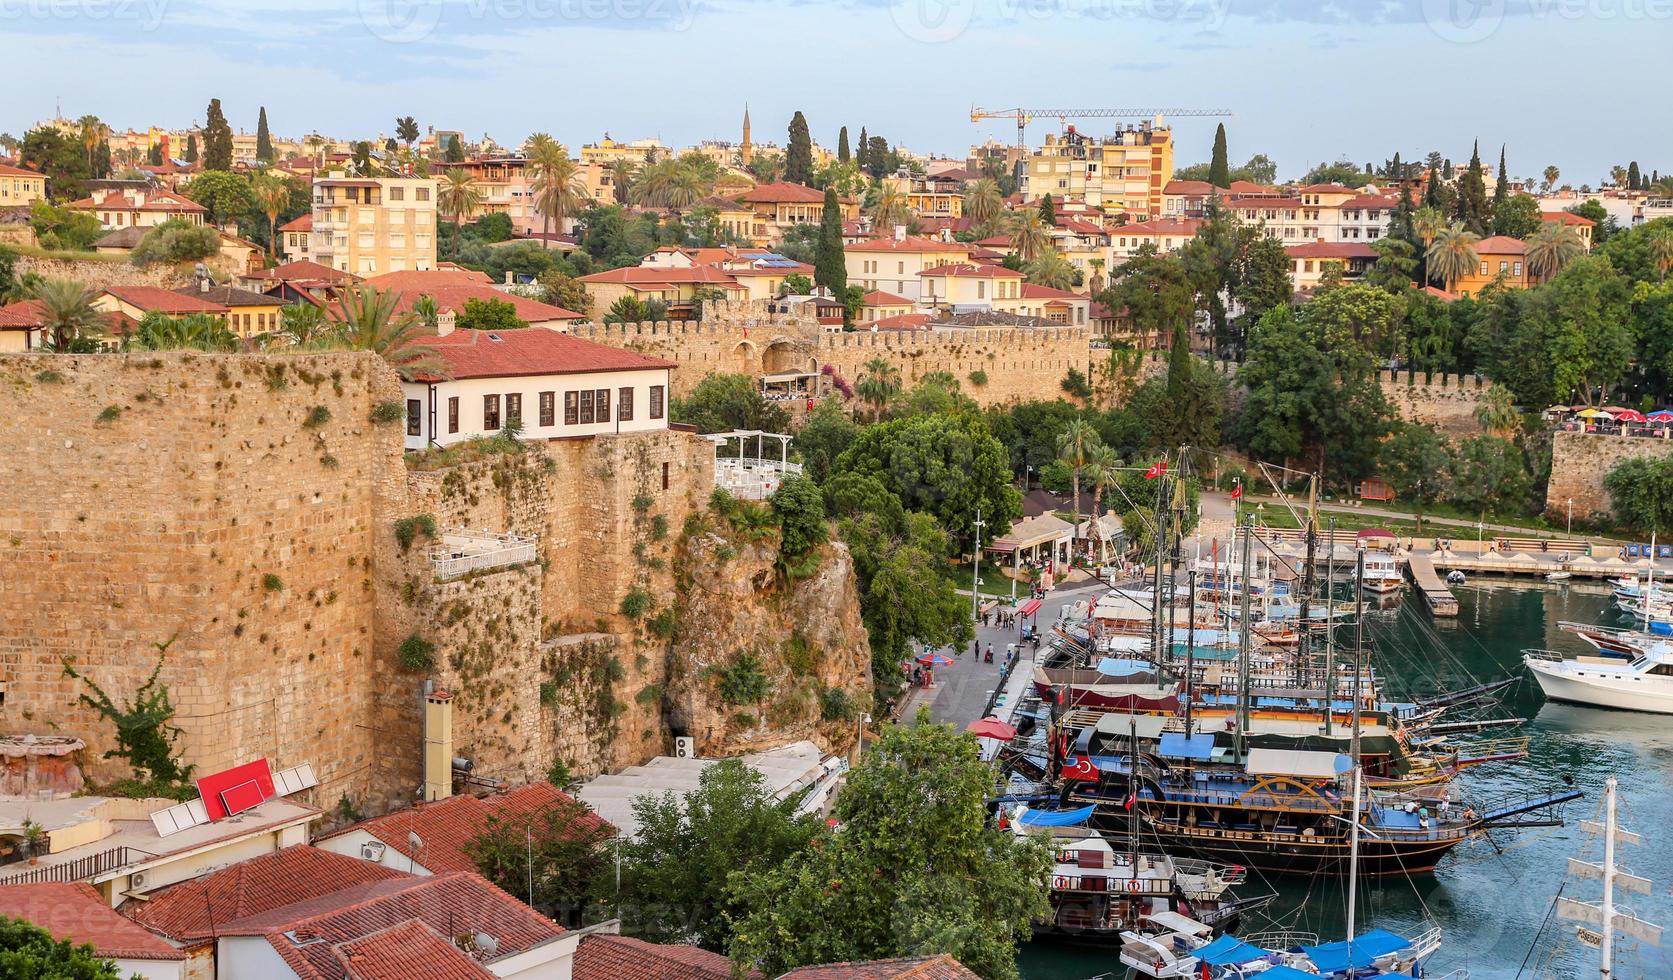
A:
[429,529,537,580]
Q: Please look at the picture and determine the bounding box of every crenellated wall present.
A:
[1377,369,1492,437]
[571,301,1093,408]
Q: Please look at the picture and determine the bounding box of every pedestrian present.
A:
[985,643,994,663]
[1439,798,1452,820]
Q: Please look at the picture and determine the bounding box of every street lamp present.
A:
[971,508,986,660]
[1567,498,1573,536]
[853,712,873,766]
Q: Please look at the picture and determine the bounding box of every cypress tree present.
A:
[1628,161,1642,190]
[856,127,868,171]
[837,126,850,164]
[815,186,846,296]
[1491,144,1509,219]
[184,133,198,164]
[445,134,464,162]
[1166,320,1191,406]
[255,106,274,163]
[147,142,162,166]
[1039,193,1056,226]
[1208,123,1229,188]
[202,98,233,170]
[786,111,813,185]
[1453,141,1489,235]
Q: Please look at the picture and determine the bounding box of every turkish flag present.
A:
[1063,755,1101,781]
[1144,461,1163,479]
[1231,483,1243,500]
[1123,792,1137,811]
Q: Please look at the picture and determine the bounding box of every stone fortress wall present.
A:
[1376,370,1492,437]
[1546,429,1673,521]
[571,301,1093,408]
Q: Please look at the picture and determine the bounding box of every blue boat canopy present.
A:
[1158,732,1217,760]
[1194,934,1267,966]
[1097,657,1154,676]
[1299,929,1413,973]
[1015,804,1098,827]
[1252,968,1317,980]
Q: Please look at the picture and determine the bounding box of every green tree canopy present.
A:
[671,373,790,434]
[728,720,1051,979]
[186,169,256,226]
[202,98,234,170]
[454,296,527,332]
[0,917,123,979]
[833,412,1022,547]
[465,792,614,926]
[1604,455,1673,534]
[786,111,813,185]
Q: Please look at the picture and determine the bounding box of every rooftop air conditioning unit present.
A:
[130,871,148,889]
[673,736,695,759]
[360,841,387,862]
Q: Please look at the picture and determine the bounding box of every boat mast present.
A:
[1346,548,1367,963]
[1296,474,1318,687]
[1324,518,1337,735]
[1128,716,1139,870]
[1602,777,1618,980]
[1152,457,1169,666]
[1235,520,1254,756]
[1557,775,1662,978]
[1645,533,1656,635]
[1166,463,1181,678]
[1185,569,1197,735]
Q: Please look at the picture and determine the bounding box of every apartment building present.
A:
[308,173,438,276]
[845,235,974,301]
[1021,120,1174,218]
[433,157,549,233]
[882,170,965,219]
[0,163,47,207]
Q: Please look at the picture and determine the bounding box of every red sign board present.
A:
[196,759,275,820]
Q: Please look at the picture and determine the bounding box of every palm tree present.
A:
[1007,208,1054,264]
[1649,227,1673,283]
[1542,165,1560,195]
[1525,222,1584,282]
[332,286,449,381]
[1084,443,1122,562]
[1087,257,1108,295]
[869,183,913,234]
[128,312,240,352]
[1412,206,1446,250]
[1610,165,1629,189]
[305,134,326,167]
[632,159,709,213]
[855,357,902,419]
[76,114,104,173]
[1056,419,1100,552]
[607,159,638,205]
[529,141,589,240]
[0,133,18,157]
[31,279,103,352]
[962,178,1003,233]
[1473,384,1520,437]
[437,169,483,255]
[1025,252,1076,291]
[276,303,329,347]
[253,176,291,259]
[1425,223,1480,292]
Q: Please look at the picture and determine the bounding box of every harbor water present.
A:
[1018,581,1673,979]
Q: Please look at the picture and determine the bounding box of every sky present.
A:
[2,0,1666,185]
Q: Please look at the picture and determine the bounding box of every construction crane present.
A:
[969,106,1232,156]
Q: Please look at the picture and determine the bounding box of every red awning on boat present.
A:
[1018,598,1043,617]
[1355,528,1395,540]
[965,717,1018,740]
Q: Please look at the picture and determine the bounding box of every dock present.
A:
[1407,553,1460,617]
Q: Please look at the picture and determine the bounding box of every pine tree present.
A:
[786,111,813,185]
[1491,144,1509,220]
[445,134,464,163]
[1039,193,1056,226]
[837,126,850,164]
[1208,123,1229,188]
[147,142,162,167]
[1628,161,1642,190]
[202,98,233,170]
[865,136,889,179]
[184,133,198,164]
[1394,181,1417,248]
[856,127,868,171]
[1453,141,1489,235]
[815,186,847,297]
[255,106,274,163]
[1442,158,1454,180]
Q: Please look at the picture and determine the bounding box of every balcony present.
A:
[429,528,538,580]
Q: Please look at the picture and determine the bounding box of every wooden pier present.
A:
[1406,553,1460,617]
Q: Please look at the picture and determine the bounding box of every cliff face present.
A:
[665,528,873,757]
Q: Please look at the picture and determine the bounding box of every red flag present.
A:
[1231,483,1243,500]
[1063,755,1101,781]
[1144,461,1162,479]
[1123,792,1136,811]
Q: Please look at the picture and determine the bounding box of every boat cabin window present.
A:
[1648,663,1673,676]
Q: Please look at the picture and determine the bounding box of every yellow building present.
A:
[917,262,1024,311]
[882,171,964,219]
[576,265,747,318]
[1023,119,1174,218]
[579,136,671,167]
[845,235,974,301]
[1451,235,1530,297]
[859,290,914,323]
[733,182,859,246]
[0,163,47,207]
[1542,210,1595,251]
[309,173,438,276]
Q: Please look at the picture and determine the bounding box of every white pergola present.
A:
[986,513,1074,579]
[707,429,802,500]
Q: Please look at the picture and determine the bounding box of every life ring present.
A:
[1126,878,1144,893]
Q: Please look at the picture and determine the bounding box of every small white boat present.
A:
[1525,646,1673,714]
[1445,570,1466,585]
[1360,553,1405,594]
[1546,571,1572,582]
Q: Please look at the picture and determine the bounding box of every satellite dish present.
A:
[407,831,423,852]
[473,932,498,956]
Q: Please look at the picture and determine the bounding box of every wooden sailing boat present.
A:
[1556,777,1662,977]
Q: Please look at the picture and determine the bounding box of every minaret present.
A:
[741,104,753,167]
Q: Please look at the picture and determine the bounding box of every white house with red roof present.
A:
[844,235,974,302]
[362,270,586,331]
[917,262,1024,311]
[1285,241,1379,292]
[398,326,677,450]
[66,186,206,231]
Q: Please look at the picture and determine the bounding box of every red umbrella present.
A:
[965,717,1018,741]
[917,652,954,667]
[1616,409,1648,423]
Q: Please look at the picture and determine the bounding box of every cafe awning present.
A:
[1245,748,1351,779]
[1017,598,1043,617]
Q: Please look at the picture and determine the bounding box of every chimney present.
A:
[504,271,513,286]
[423,689,454,802]
[436,310,457,337]
[893,224,906,241]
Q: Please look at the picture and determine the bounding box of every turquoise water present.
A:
[1018,582,1673,979]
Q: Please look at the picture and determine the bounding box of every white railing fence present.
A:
[429,528,538,580]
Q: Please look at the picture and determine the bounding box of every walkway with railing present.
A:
[0,846,153,886]
[429,529,538,581]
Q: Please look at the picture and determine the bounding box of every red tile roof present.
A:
[845,236,972,254]
[860,290,912,306]
[1020,284,1084,301]
[866,313,933,331]
[0,299,136,335]
[919,262,1023,278]
[574,934,739,980]
[367,269,492,289]
[407,328,674,384]
[1163,179,1214,195]
[577,265,742,287]
[247,259,357,283]
[778,954,981,980]
[333,920,494,979]
[279,213,313,232]
[0,883,185,961]
[215,872,563,980]
[126,844,413,942]
[1299,183,1356,194]
[102,286,229,314]
[1228,181,1276,196]
[316,782,612,876]
[1284,241,1378,259]
[0,163,42,178]
[1474,234,1528,255]
[385,284,584,323]
[1341,194,1398,209]
[1055,217,1107,236]
[1543,211,1595,226]
[1117,218,1202,237]
[737,181,825,204]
